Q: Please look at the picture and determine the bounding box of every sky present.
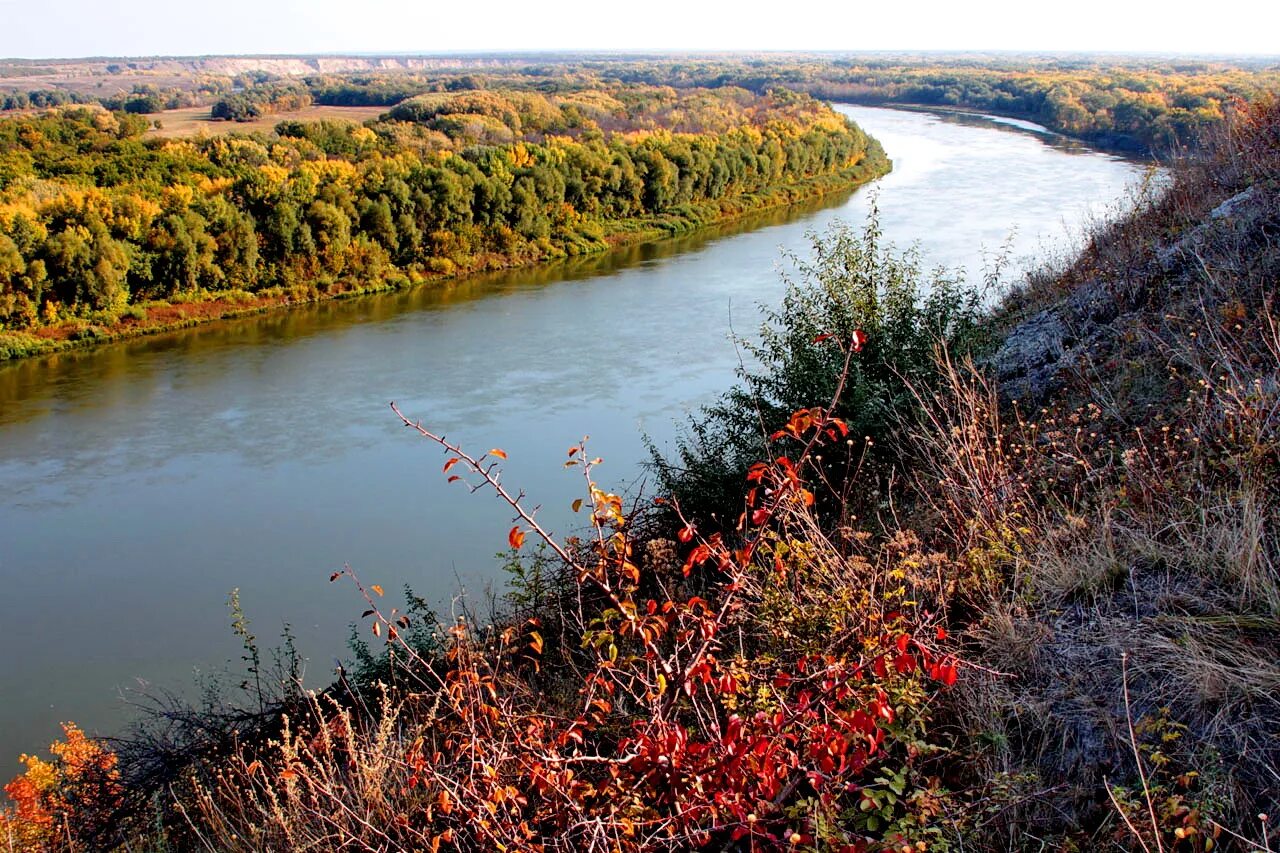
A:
[1,0,1278,59]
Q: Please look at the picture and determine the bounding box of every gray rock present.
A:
[1209,185,1259,221]
[990,309,1067,403]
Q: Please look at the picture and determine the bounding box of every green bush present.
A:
[651,212,992,527]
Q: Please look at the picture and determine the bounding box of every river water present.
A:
[0,105,1145,767]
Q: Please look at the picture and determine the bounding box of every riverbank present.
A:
[0,145,888,364]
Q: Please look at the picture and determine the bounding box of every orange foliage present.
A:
[0,723,121,850]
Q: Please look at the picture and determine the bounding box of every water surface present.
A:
[0,106,1144,766]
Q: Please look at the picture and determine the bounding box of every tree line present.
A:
[0,86,885,333]
[7,56,1276,155]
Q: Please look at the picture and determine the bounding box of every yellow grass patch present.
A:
[146,104,387,138]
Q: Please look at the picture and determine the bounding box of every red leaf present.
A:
[677,525,696,543]
[813,332,833,343]
[851,329,868,352]
[509,526,526,550]
[930,659,959,687]
[442,457,460,473]
[936,626,948,641]
[447,475,461,483]
[751,508,770,526]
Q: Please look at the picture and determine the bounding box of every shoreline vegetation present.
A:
[0,83,888,362]
[0,158,886,363]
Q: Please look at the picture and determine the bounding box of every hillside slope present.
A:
[949,96,1279,846]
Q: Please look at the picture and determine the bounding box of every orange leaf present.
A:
[490,448,508,460]
[371,584,384,597]
[442,457,460,473]
[509,526,526,550]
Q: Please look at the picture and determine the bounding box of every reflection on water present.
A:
[0,105,1145,767]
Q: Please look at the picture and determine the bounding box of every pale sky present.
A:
[1,0,1277,59]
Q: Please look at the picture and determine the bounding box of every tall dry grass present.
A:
[909,96,1280,849]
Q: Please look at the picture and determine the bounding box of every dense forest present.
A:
[0,85,887,357]
[604,56,1280,153]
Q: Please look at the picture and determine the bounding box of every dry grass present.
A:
[183,688,424,852]
[146,105,386,138]
[913,97,1280,848]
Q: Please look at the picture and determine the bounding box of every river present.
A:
[0,105,1145,768]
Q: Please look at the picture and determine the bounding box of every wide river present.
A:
[0,105,1145,767]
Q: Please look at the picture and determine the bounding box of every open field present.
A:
[146,104,387,137]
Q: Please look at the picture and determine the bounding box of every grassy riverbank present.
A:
[4,94,1278,851]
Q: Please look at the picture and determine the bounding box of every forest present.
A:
[0,84,887,357]
[603,56,1280,153]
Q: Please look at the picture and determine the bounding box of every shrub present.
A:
[1,723,122,850]
[651,211,991,528]
[171,355,966,851]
